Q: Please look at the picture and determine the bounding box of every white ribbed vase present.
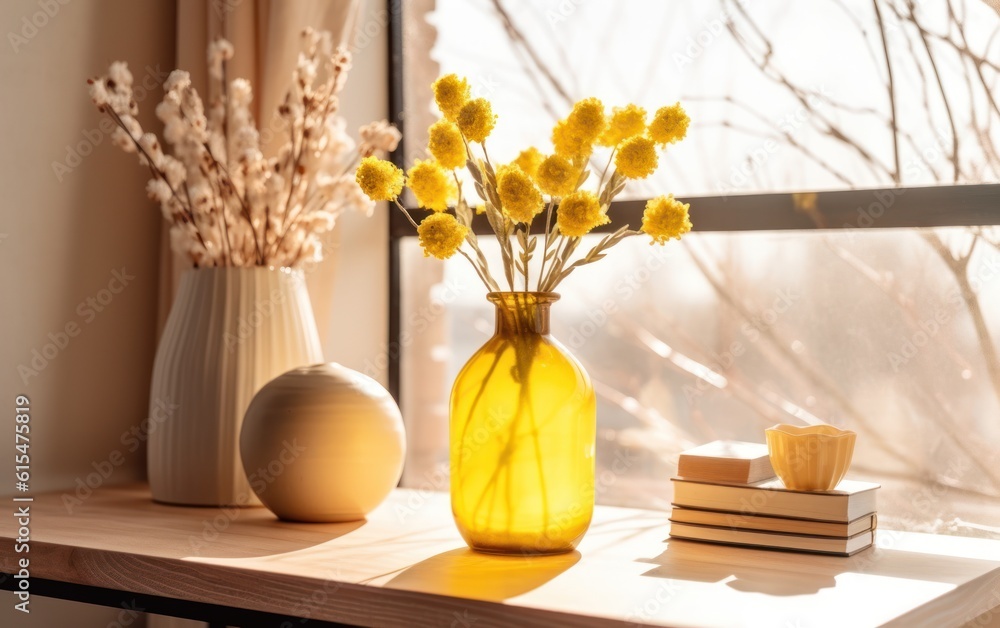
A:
[148,267,323,506]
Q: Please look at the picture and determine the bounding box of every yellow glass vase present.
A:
[450,292,596,555]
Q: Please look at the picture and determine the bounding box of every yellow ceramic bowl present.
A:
[765,424,856,491]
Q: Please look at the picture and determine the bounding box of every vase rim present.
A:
[183,265,303,275]
[766,423,857,440]
[487,291,560,302]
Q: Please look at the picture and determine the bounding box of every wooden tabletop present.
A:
[1,484,999,627]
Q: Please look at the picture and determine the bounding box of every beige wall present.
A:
[0,0,389,624]
[0,0,176,496]
[1,1,173,625]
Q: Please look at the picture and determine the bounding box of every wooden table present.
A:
[1,485,999,627]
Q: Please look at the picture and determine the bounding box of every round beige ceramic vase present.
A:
[148,267,323,506]
[240,363,406,522]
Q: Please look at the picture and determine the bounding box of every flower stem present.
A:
[536,199,556,291]
[597,148,617,190]
[393,200,420,229]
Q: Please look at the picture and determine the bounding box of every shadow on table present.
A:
[638,537,1000,597]
[385,548,580,601]
[171,504,368,559]
[638,539,837,596]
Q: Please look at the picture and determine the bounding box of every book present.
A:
[667,521,875,556]
[677,440,775,484]
[671,478,879,523]
[669,506,877,538]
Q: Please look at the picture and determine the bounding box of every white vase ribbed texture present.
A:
[148,267,323,506]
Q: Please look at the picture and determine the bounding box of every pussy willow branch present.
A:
[268,58,346,261]
[175,99,264,264]
[206,160,232,264]
[103,107,212,261]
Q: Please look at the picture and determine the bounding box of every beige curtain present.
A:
[157,0,363,342]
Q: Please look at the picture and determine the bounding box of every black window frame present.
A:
[383,0,1000,402]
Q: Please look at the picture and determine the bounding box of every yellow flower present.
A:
[536,154,578,197]
[474,203,486,215]
[456,98,497,143]
[407,159,456,211]
[552,97,606,160]
[432,74,471,121]
[642,195,692,244]
[556,191,608,237]
[513,147,543,179]
[615,136,658,179]
[428,119,466,170]
[355,156,404,201]
[648,103,689,146]
[552,120,590,161]
[599,104,646,147]
[417,212,468,259]
[496,164,544,223]
[567,97,606,144]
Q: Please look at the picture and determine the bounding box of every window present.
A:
[390,0,1000,537]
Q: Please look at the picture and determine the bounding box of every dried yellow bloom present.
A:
[418,212,468,259]
[552,97,606,160]
[428,119,466,170]
[474,203,486,215]
[456,98,497,143]
[566,97,606,144]
[407,159,456,212]
[355,156,404,201]
[513,147,544,179]
[599,104,646,147]
[496,164,544,223]
[642,195,691,244]
[552,119,590,160]
[557,191,608,237]
[615,136,658,179]
[536,154,578,197]
[648,103,690,146]
[432,74,471,121]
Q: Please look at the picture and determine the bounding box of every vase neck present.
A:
[488,292,559,336]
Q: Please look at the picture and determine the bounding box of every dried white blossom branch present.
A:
[88,28,401,268]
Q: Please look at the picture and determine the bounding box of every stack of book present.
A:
[668,440,878,556]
